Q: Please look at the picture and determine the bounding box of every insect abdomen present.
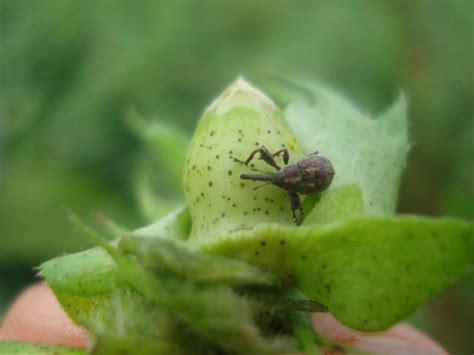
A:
[298,155,335,194]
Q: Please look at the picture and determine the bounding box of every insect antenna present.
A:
[250,168,273,174]
[252,182,271,191]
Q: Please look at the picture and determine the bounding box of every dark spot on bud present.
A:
[210,131,214,136]
[255,142,259,146]
[255,251,259,256]
[280,240,285,245]
[267,130,271,134]
[264,210,269,215]
[216,154,219,159]
[221,213,226,217]
[240,182,244,188]
[238,138,242,142]
[228,170,232,176]
[261,241,266,246]
[207,166,211,170]
[208,181,213,187]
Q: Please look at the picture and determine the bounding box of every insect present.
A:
[232,146,335,225]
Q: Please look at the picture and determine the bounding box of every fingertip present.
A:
[0,282,88,348]
[312,313,447,354]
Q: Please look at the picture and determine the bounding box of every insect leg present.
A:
[233,147,281,170]
[272,148,290,165]
[288,192,304,225]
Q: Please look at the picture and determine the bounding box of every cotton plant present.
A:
[2,78,471,354]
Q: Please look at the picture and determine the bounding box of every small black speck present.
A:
[210,131,214,136]
[253,196,257,200]
[270,199,274,203]
[227,197,231,201]
[255,142,259,146]
[232,204,236,207]
[250,163,255,168]
[261,241,267,246]
[281,144,285,147]
[244,211,248,215]
[201,192,205,197]
[280,240,285,245]
[238,129,242,133]
[208,181,213,187]
[264,197,268,201]
[199,143,203,147]
[280,206,284,211]
[216,154,219,159]
[228,170,232,176]
[221,213,226,217]
[267,130,271,134]
[257,207,261,211]
[265,210,269,215]
[229,150,233,154]
[255,251,259,256]
[192,165,196,170]
[238,138,242,142]
[207,166,211,171]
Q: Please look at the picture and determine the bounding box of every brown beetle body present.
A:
[232,147,335,225]
[272,154,334,194]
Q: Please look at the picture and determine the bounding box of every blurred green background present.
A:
[0,0,472,353]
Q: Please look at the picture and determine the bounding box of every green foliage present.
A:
[196,215,471,331]
[38,79,473,354]
[0,342,85,355]
[183,79,304,239]
[1,1,472,352]
[285,84,408,215]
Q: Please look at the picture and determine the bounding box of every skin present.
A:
[0,283,447,354]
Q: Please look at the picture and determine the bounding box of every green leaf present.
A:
[128,109,190,220]
[285,83,409,216]
[131,206,191,241]
[183,78,304,240]
[193,215,472,330]
[118,236,278,287]
[0,342,85,355]
[304,183,364,225]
